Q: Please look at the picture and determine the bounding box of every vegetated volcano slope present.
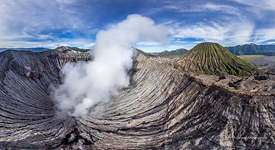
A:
[178,42,257,77]
[0,49,274,149]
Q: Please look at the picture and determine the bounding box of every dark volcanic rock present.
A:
[0,49,274,149]
[228,82,237,88]
[255,75,269,80]
[219,75,226,80]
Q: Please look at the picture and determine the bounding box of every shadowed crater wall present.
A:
[0,49,274,149]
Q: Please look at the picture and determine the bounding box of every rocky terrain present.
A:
[0,47,274,149]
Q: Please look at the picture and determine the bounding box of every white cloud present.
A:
[145,0,275,46]
[0,0,88,48]
[150,1,241,16]
[137,41,161,46]
[254,28,275,43]
[82,43,95,49]
[0,0,274,49]
[230,0,275,20]
[203,3,241,16]
[169,20,254,46]
[174,22,229,41]
[0,38,93,49]
[56,0,75,4]
[232,0,275,11]
[267,41,275,44]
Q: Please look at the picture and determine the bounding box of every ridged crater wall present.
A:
[0,50,274,149]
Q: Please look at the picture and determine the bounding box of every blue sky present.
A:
[1,0,275,52]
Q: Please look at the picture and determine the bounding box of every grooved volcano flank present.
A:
[178,42,257,76]
[0,49,274,149]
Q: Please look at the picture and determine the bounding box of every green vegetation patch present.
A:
[238,55,264,61]
[178,42,258,77]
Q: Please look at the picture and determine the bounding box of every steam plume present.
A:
[54,14,168,116]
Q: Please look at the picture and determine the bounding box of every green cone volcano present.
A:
[178,42,257,77]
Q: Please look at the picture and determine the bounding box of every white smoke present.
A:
[54,14,168,117]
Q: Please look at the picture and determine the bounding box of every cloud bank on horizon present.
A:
[0,0,275,52]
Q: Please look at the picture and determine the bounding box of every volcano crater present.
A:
[0,48,274,149]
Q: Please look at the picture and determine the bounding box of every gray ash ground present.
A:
[249,56,275,70]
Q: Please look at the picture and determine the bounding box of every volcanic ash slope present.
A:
[0,47,274,149]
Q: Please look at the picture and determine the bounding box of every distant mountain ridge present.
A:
[158,48,188,57]
[0,46,90,53]
[54,46,89,52]
[2,43,275,56]
[225,44,275,56]
[155,43,275,57]
[0,47,51,52]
